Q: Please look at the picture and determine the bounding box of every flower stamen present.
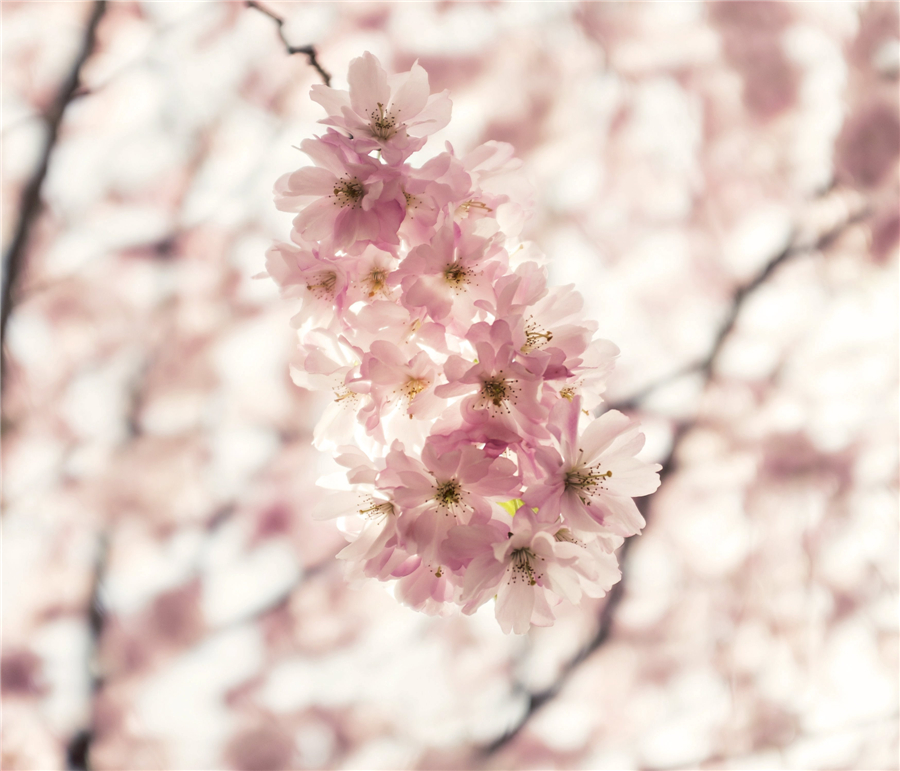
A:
[369,102,399,141]
[564,464,613,504]
[443,263,471,289]
[333,178,364,207]
[458,199,493,216]
[554,528,583,546]
[522,317,553,353]
[434,479,463,514]
[307,271,337,299]
[364,267,390,298]
[333,386,360,405]
[401,377,428,403]
[479,373,517,413]
[358,499,395,521]
[509,547,543,586]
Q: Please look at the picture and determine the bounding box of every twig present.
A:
[0,0,107,380]
[246,0,331,86]
[65,353,151,769]
[482,207,870,757]
[65,532,109,771]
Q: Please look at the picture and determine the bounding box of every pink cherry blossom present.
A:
[454,140,533,237]
[359,340,444,422]
[265,240,350,329]
[525,397,661,535]
[275,131,405,250]
[435,318,549,437]
[454,508,621,634]
[268,51,661,634]
[392,556,457,615]
[310,51,452,164]
[394,220,505,325]
[398,151,471,246]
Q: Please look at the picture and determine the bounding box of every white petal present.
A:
[407,91,452,137]
[496,578,534,635]
[348,51,390,119]
[310,84,351,117]
[580,409,634,461]
[388,61,430,121]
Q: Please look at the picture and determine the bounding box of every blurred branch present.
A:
[481,425,687,756]
[222,554,338,632]
[246,0,331,86]
[65,356,152,770]
[482,205,871,757]
[603,360,701,414]
[0,0,107,383]
[660,709,900,770]
[65,532,109,771]
[607,205,871,414]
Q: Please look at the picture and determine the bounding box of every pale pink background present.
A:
[2,2,898,769]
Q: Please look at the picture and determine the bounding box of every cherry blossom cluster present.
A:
[268,52,661,633]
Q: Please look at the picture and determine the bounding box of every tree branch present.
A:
[0,0,107,379]
[482,205,870,757]
[246,0,331,86]
[607,205,871,414]
[65,532,109,771]
[481,422,687,756]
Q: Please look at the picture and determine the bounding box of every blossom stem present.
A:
[246,0,331,86]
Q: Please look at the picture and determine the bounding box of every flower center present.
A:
[369,102,399,141]
[560,385,577,401]
[333,386,360,405]
[554,528,583,546]
[333,178,364,207]
[457,199,493,216]
[522,317,553,353]
[509,547,542,586]
[434,479,462,511]
[358,498,395,522]
[481,376,509,406]
[564,463,613,502]
[307,271,337,299]
[364,267,389,298]
[400,377,428,405]
[479,374,517,413]
[443,263,471,289]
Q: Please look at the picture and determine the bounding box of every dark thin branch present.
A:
[1,0,107,376]
[482,207,870,757]
[66,351,152,770]
[66,532,109,771]
[246,0,331,86]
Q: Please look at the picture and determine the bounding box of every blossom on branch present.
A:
[268,52,661,632]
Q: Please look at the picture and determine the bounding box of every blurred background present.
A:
[2,1,898,769]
